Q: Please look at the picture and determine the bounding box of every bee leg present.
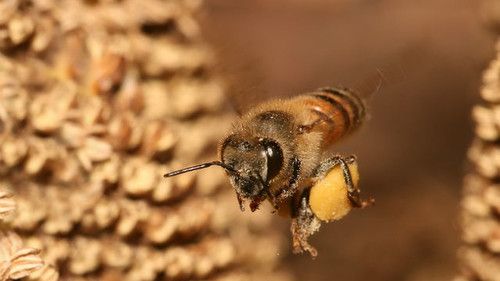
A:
[236,194,245,212]
[275,187,295,204]
[275,156,301,203]
[337,156,364,208]
[297,115,329,134]
[315,155,373,208]
[297,119,323,134]
[291,189,321,257]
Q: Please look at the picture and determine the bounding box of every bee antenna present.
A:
[163,161,237,178]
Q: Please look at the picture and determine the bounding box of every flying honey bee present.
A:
[164,86,374,257]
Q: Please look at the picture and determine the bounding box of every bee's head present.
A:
[163,135,283,206]
[219,135,283,198]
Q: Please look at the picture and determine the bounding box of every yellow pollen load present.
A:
[309,162,359,222]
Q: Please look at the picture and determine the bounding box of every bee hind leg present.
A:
[291,190,321,257]
[314,155,374,208]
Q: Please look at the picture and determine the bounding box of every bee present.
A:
[164,87,374,256]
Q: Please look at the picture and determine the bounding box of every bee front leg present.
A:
[314,155,374,208]
[236,193,245,211]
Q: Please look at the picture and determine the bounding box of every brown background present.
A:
[201,1,494,280]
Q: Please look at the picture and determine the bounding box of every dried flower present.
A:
[26,264,59,281]
[77,137,113,171]
[29,85,76,134]
[141,120,176,159]
[115,199,151,237]
[8,14,34,45]
[90,53,126,95]
[0,190,15,220]
[101,240,132,269]
[152,172,195,203]
[107,113,143,151]
[12,196,47,232]
[93,199,120,230]
[90,155,120,186]
[69,237,101,275]
[120,157,158,196]
[0,232,43,281]
[1,137,28,168]
[31,18,54,53]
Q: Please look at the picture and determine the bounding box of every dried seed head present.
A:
[481,47,500,103]
[43,202,74,235]
[459,247,500,280]
[1,137,28,167]
[120,157,158,196]
[29,86,76,134]
[90,53,126,95]
[144,199,213,244]
[0,2,17,26]
[151,177,175,203]
[164,247,194,280]
[34,236,70,266]
[126,247,163,281]
[24,139,53,175]
[26,264,59,281]
[69,237,101,275]
[90,155,121,187]
[144,211,179,244]
[0,232,43,280]
[78,96,111,128]
[101,240,133,269]
[114,71,144,113]
[176,199,213,237]
[167,80,224,119]
[0,189,15,220]
[115,199,151,237]
[152,172,195,203]
[77,137,113,171]
[462,195,490,217]
[53,154,81,184]
[59,122,86,148]
[472,105,499,141]
[12,196,47,232]
[107,113,143,151]
[485,186,500,213]
[139,40,212,77]
[93,199,120,230]
[8,14,34,45]
[192,239,235,278]
[140,121,176,159]
[31,18,54,53]
[0,83,28,125]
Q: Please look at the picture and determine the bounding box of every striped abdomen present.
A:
[299,87,366,147]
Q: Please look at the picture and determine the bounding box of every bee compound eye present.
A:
[260,139,283,181]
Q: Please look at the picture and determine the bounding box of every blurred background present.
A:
[201,0,494,280]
